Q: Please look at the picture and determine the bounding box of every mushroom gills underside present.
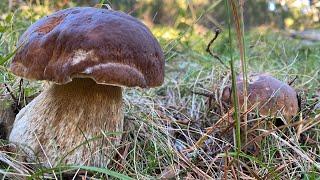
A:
[9,78,123,167]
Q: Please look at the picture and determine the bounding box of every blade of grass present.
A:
[225,0,242,165]
[0,49,17,66]
[239,0,248,144]
[70,165,134,180]
[229,0,248,144]
[30,165,134,180]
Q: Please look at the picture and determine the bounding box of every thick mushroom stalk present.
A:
[9,78,123,167]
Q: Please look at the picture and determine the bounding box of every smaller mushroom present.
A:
[221,73,299,119]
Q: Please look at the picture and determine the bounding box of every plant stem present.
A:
[229,0,248,145]
[225,0,242,158]
[239,0,248,145]
[228,0,249,144]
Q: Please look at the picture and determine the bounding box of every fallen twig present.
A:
[206,28,228,68]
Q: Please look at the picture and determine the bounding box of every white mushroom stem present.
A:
[9,78,123,167]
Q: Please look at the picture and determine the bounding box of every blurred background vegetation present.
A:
[1,0,319,57]
[1,0,319,94]
[2,0,319,29]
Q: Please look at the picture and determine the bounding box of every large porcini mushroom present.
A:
[221,73,299,119]
[9,7,164,167]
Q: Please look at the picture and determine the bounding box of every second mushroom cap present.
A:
[222,73,299,118]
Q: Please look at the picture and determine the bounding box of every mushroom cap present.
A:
[10,7,164,88]
[222,73,299,118]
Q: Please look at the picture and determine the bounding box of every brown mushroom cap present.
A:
[10,7,164,88]
[222,73,299,118]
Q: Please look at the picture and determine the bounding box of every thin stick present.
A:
[288,75,298,86]
[3,83,17,102]
[206,28,228,68]
[16,79,24,110]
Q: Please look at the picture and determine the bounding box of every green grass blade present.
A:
[225,0,242,156]
[30,165,133,180]
[70,165,134,180]
[0,49,17,66]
